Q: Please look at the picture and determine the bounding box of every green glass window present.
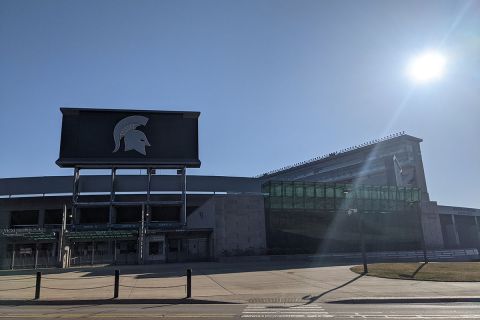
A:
[335,185,345,198]
[371,186,379,199]
[412,189,420,202]
[273,184,282,197]
[295,184,304,197]
[389,186,397,200]
[305,185,315,197]
[284,184,293,197]
[405,189,412,202]
[315,184,324,198]
[326,186,334,198]
[381,186,389,200]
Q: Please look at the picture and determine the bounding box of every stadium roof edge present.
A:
[255,132,422,179]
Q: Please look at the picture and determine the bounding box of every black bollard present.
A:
[35,271,41,300]
[114,269,120,298]
[186,269,192,298]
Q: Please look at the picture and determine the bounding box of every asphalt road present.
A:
[1,302,480,319]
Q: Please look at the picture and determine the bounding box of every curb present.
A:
[327,296,480,304]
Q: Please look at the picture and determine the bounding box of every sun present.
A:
[407,51,446,83]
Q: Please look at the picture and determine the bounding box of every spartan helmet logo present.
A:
[112,115,151,155]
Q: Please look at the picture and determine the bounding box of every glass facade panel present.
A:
[273,184,282,196]
[284,184,293,197]
[262,181,420,212]
[315,184,324,198]
[389,186,397,200]
[335,185,345,198]
[305,185,315,197]
[326,186,334,198]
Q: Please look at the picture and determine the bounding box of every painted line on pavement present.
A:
[242,303,333,318]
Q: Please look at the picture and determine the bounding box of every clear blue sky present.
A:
[0,0,479,208]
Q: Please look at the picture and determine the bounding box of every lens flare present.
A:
[407,51,446,83]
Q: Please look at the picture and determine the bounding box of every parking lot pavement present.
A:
[1,260,479,303]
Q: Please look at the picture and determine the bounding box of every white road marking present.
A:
[242,303,333,318]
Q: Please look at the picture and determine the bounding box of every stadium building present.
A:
[0,109,479,269]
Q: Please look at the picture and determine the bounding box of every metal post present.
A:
[147,168,152,228]
[181,167,187,226]
[358,211,368,274]
[114,269,120,298]
[35,271,41,300]
[109,168,116,226]
[139,204,145,264]
[186,269,192,298]
[415,203,428,263]
[58,204,67,267]
[72,168,80,230]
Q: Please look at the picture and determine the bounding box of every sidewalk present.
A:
[0,260,478,303]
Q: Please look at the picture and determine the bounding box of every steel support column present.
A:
[109,168,117,226]
[181,167,187,225]
[358,211,368,274]
[138,204,145,264]
[147,168,152,227]
[72,168,80,228]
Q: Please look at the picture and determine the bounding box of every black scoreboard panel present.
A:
[56,108,200,168]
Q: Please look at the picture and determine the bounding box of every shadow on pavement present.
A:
[399,261,428,279]
[0,259,358,279]
[304,273,365,304]
[0,298,238,306]
[1,256,447,279]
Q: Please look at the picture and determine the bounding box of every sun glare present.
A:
[407,51,446,83]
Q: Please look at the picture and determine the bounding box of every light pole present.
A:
[347,208,368,274]
[344,189,368,274]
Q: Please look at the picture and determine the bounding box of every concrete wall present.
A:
[437,205,480,250]
[186,197,216,230]
[213,194,266,258]
[421,201,444,249]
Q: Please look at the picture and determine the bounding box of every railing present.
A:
[0,268,193,300]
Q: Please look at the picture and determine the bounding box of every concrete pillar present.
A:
[38,209,45,228]
[110,207,117,225]
[73,208,81,225]
[419,201,444,249]
[451,214,461,247]
[146,205,151,224]
[475,216,480,249]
